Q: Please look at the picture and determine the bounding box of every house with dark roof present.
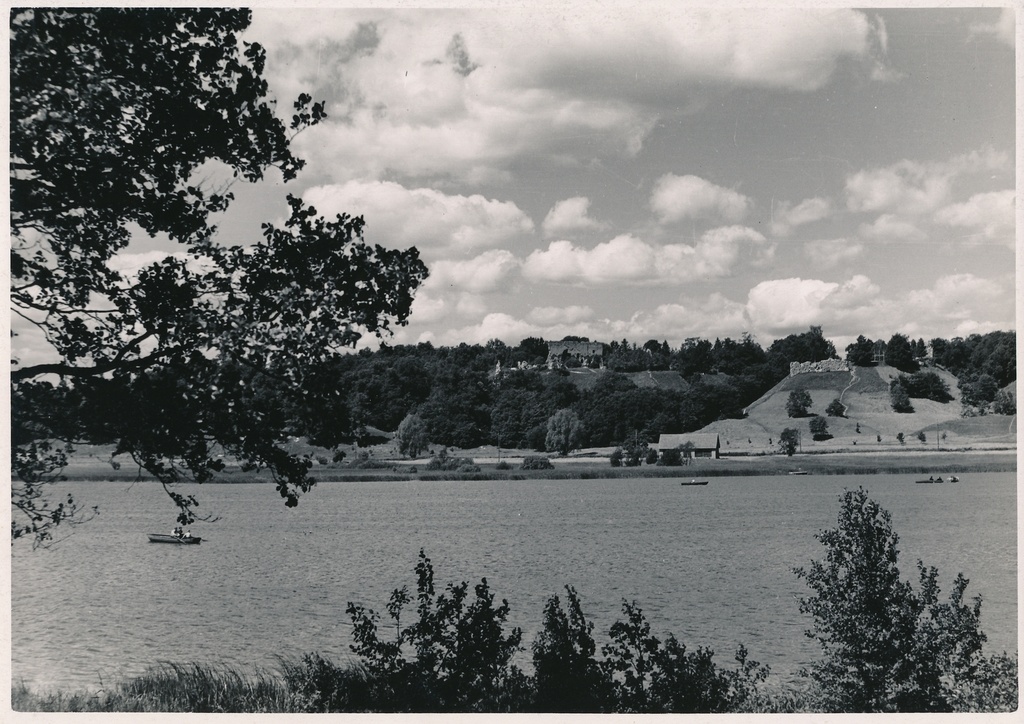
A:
[654,433,721,459]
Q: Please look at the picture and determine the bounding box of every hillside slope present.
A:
[702,364,1015,455]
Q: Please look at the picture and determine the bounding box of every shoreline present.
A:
[58,449,1016,484]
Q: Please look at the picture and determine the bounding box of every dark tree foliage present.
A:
[513,336,550,367]
[532,586,607,712]
[897,371,953,403]
[778,428,799,456]
[418,365,492,449]
[795,488,990,712]
[766,326,837,379]
[825,398,846,417]
[672,337,715,378]
[346,550,528,712]
[786,390,813,418]
[845,335,877,367]
[711,334,768,376]
[884,334,919,373]
[10,8,428,544]
[809,416,831,441]
[889,381,914,413]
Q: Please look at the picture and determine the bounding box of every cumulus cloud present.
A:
[542,197,607,237]
[804,238,865,268]
[770,197,831,236]
[969,8,1014,46]
[650,174,751,224]
[935,190,1015,246]
[522,226,770,286]
[858,214,927,242]
[742,273,1012,342]
[424,250,520,294]
[528,305,594,326]
[302,181,534,256]
[845,148,1009,216]
[249,8,887,182]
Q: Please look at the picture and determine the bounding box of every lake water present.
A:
[11,473,1017,693]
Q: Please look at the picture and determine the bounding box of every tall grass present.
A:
[13,663,301,713]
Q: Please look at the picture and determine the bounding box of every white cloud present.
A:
[424,250,520,294]
[969,8,1014,47]
[742,273,1012,343]
[746,277,845,332]
[542,197,607,237]
[935,190,1015,246]
[804,238,865,268]
[528,305,594,326]
[858,214,927,242]
[249,8,886,182]
[845,148,1010,216]
[770,197,831,236]
[302,181,534,256]
[523,235,655,285]
[522,226,769,286]
[650,174,751,224]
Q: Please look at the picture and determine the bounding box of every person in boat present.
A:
[173,525,183,538]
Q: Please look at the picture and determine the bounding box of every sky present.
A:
[125,4,1017,354]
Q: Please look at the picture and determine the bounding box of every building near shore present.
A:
[654,433,721,459]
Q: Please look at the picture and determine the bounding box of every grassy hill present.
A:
[703,364,1015,455]
[561,367,689,392]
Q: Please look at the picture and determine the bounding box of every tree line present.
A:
[327,328,1015,455]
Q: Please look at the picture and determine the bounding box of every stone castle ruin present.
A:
[547,340,604,369]
[789,358,850,376]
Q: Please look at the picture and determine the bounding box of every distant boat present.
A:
[949,475,960,482]
[788,469,809,475]
[915,477,945,484]
[680,480,709,486]
[148,533,202,545]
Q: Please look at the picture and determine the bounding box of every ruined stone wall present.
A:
[789,358,850,376]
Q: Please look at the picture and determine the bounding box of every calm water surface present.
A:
[11,473,1017,692]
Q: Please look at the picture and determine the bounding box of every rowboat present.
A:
[788,469,809,475]
[680,480,709,486]
[915,475,960,484]
[148,533,202,545]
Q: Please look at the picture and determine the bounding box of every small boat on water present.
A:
[915,475,961,484]
[788,469,809,475]
[680,480,709,486]
[148,533,202,545]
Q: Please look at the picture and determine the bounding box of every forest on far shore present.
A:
[297,328,1015,452]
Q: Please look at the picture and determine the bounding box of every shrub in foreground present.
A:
[795,487,1003,712]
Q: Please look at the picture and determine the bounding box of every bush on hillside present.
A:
[889,381,914,413]
[786,390,813,418]
[825,398,845,417]
[897,371,953,403]
[809,416,831,441]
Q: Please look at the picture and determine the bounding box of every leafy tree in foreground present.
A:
[10,8,428,545]
[346,550,527,712]
[795,488,995,712]
[532,586,607,712]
